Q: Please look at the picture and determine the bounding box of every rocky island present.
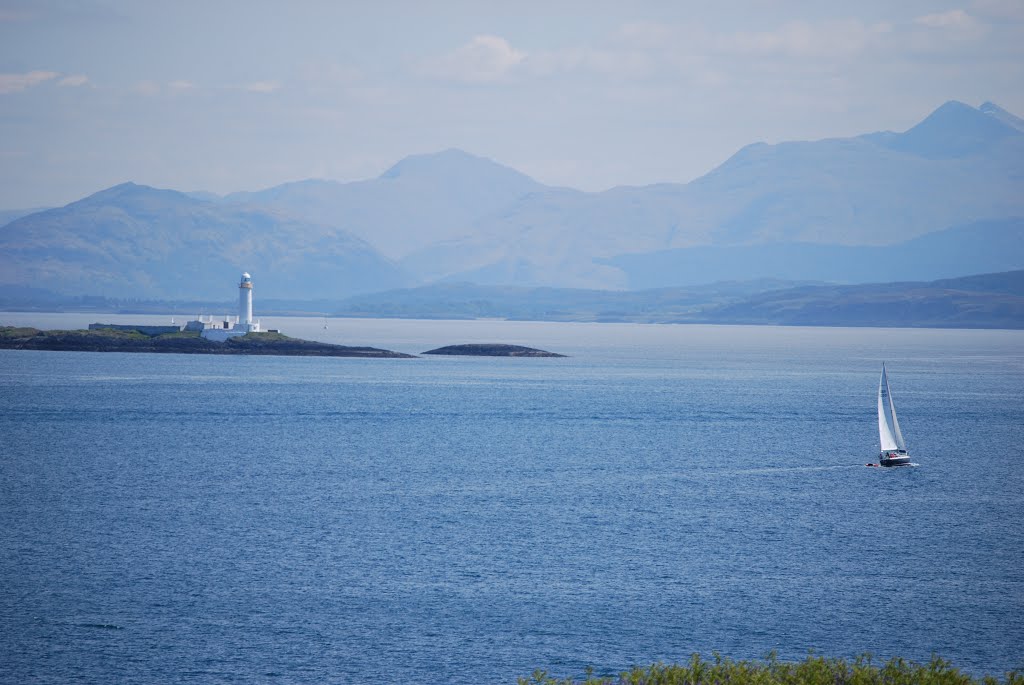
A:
[422,343,565,357]
[0,326,414,358]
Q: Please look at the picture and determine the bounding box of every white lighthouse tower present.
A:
[234,272,261,334]
[186,271,262,340]
[239,272,253,328]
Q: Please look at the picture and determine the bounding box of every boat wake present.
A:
[729,464,863,475]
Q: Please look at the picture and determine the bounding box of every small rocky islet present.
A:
[422,343,565,357]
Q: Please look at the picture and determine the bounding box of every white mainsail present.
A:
[877,364,906,452]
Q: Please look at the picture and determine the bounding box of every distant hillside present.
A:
[331,279,811,322]
[222,149,547,259]
[698,270,1024,329]
[0,207,51,228]
[603,218,1024,289]
[328,271,1024,329]
[0,183,409,299]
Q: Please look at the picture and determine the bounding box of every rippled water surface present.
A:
[1,316,1022,683]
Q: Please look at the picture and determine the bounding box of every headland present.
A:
[0,326,414,358]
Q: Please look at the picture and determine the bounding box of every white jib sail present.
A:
[878,364,899,452]
[887,376,906,451]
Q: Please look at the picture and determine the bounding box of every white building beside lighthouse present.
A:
[185,272,263,341]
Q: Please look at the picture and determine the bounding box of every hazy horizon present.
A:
[2,0,1023,208]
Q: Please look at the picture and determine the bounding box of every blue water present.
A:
[1,317,1022,683]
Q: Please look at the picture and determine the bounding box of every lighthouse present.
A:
[239,272,253,327]
[185,272,262,340]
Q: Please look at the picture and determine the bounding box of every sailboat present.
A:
[877,363,912,467]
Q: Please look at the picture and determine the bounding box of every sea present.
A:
[1,314,1022,684]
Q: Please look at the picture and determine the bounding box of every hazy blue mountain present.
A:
[980,101,1024,132]
[603,218,1024,288]
[399,185,688,288]
[403,101,1024,288]
[0,207,51,228]
[223,148,547,258]
[0,183,409,299]
[698,270,1024,329]
[696,101,1023,246]
[874,100,1022,158]
[184,190,222,202]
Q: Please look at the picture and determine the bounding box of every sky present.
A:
[1,0,1023,208]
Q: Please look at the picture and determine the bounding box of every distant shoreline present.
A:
[4,310,1021,332]
[3,267,1021,330]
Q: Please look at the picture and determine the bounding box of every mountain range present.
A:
[0,183,409,299]
[0,100,1022,301]
[400,101,1024,288]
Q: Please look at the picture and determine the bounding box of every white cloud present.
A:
[915,9,977,29]
[168,80,195,91]
[57,74,89,87]
[243,80,281,93]
[525,18,895,84]
[0,70,59,94]
[421,35,526,83]
[909,9,988,46]
[722,20,892,59]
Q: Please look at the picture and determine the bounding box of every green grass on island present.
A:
[0,326,413,357]
[0,325,153,341]
[520,654,1022,685]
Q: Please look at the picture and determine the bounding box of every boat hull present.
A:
[879,452,912,467]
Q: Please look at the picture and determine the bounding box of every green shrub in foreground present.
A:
[519,653,1023,685]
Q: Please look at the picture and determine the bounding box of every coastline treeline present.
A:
[520,653,1022,685]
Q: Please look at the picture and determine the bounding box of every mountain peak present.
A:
[70,182,199,211]
[92,181,142,196]
[980,101,1024,133]
[881,100,1022,159]
[929,99,976,116]
[911,100,997,134]
[379,148,538,186]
